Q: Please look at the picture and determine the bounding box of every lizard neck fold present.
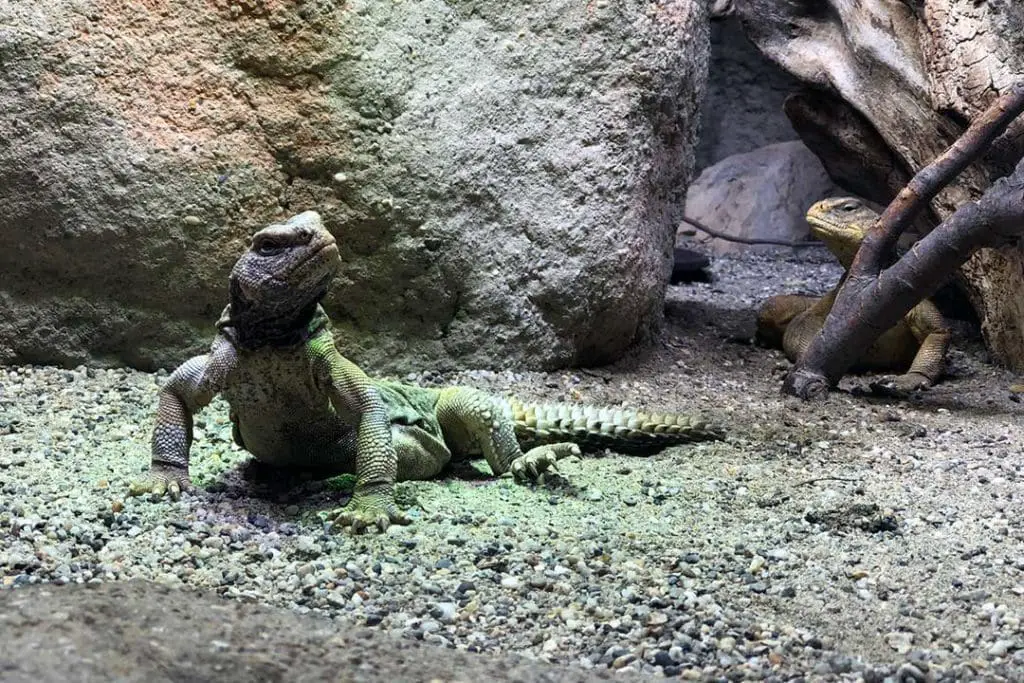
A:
[219,297,330,350]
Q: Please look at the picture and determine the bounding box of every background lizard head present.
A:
[229,211,341,321]
[805,197,880,269]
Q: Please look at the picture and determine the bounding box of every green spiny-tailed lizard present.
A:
[129,211,724,532]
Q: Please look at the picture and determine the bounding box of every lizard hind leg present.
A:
[434,387,579,479]
[513,443,581,482]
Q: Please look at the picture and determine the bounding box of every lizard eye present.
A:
[838,200,860,213]
[254,238,286,257]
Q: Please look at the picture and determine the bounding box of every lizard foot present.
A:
[511,443,581,482]
[320,486,412,534]
[127,464,191,501]
[869,372,932,397]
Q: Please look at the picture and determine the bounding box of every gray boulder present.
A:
[682,141,835,255]
[0,1,710,373]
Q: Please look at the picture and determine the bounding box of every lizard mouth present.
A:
[282,240,340,283]
[805,216,836,237]
[311,240,339,261]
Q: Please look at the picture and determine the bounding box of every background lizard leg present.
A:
[888,300,952,390]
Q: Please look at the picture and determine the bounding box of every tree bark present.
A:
[783,89,916,213]
[733,0,1024,371]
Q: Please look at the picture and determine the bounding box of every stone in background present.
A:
[682,15,834,256]
[0,0,709,373]
[684,141,834,255]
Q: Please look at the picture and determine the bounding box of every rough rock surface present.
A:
[0,0,709,373]
[695,16,801,169]
[0,580,641,683]
[682,141,835,254]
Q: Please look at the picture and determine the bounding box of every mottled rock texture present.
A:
[0,1,709,372]
[695,16,800,169]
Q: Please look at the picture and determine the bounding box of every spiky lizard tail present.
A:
[507,399,724,455]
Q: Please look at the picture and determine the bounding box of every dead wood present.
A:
[784,89,916,212]
[680,215,824,248]
[783,82,1024,399]
[733,0,1024,371]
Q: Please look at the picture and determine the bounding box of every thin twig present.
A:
[681,216,826,248]
[794,476,861,487]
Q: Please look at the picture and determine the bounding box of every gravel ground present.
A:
[3,249,1024,681]
[0,580,649,683]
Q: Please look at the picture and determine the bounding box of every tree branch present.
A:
[858,81,1024,271]
[783,83,1024,398]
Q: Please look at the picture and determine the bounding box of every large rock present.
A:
[682,141,835,254]
[695,15,801,169]
[0,1,709,373]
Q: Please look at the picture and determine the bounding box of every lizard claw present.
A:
[511,443,581,482]
[321,486,411,534]
[869,372,932,397]
[128,464,191,501]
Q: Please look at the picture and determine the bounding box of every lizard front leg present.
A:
[881,300,952,392]
[129,339,234,500]
[756,294,818,350]
[435,387,580,482]
[311,334,409,533]
[781,288,838,362]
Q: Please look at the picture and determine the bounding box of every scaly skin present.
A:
[130,212,724,533]
[756,197,951,391]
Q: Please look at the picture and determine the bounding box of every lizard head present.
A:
[227,211,341,342]
[805,197,880,269]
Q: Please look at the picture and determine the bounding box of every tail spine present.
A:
[507,399,724,455]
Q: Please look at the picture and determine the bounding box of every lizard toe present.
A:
[128,465,191,502]
[322,491,411,534]
[869,372,932,397]
[511,443,576,482]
